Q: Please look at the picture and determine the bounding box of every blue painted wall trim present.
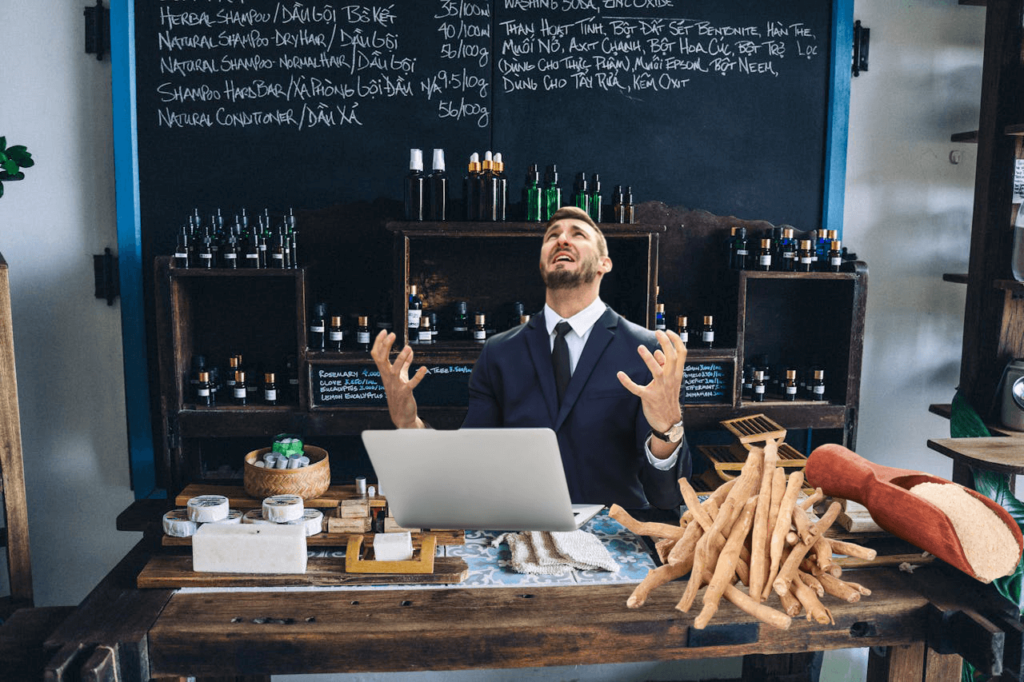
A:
[110,1,160,499]
[825,0,854,238]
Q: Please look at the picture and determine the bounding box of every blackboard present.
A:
[684,360,733,405]
[310,362,473,408]
[134,0,834,259]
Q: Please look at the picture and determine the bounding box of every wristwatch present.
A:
[651,419,685,444]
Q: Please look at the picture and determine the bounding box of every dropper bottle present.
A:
[404,149,425,221]
[427,148,448,221]
[463,153,480,221]
[523,164,542,222]
[493,152,508,222]
[588,173,602,224]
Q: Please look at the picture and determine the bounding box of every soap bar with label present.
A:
[192,523,307,574]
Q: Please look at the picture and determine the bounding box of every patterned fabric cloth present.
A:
[491,530,619,575]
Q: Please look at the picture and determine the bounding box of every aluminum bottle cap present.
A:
[409,148,423,171]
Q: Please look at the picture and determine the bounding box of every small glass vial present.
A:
[742,363,754,399]
[729,226,748,270]
[408,284,423,344]
[174,227,191,268]
[196,371,213,407]
[783,369,798,401]
[226,356,239,390]
[676,315,689,344]
[752,369,766,402]
[780,228,796,271]
[328,316,344,352]
[418,315,433,345]
[811,369,826,401]
[828,239,843,272]
[701,315,715,349]
[309,302,326,351]
[473,313,487,343]
[263,373,278,406]
[797,239,814,273]
[756,238,772,271]
[655,303,666,331]
[356,315,371,351]
[233,370,248,406]
[452,301,469,341]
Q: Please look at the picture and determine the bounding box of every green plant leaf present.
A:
[0,181,4,199]
[0,137,7,152]
[7,146,32,167]
[2,159,18,176]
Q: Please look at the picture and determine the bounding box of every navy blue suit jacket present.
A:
[462,306,690,510]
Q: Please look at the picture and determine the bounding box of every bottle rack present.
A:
[153,220,867,498]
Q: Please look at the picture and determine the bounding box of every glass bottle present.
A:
[755,238,772,271]
[357,316,371,351]
[523,164,542,222]
[780,227,796,272]
[742,362,754,399]
[493,152,507,222]
[783,369,798,401]
[473,313,487,344]
[198,229,214,269]
[244,229,260,269]
[543,165,561,221]
[404,148,425,221]
[572,172,589,215]
[309,302,326,351]
[452,301,469,341]
[623,186,635,224]
[196,371,213,407]
[612,185,624,224]
[233,370,247,406]
[407,285,423,344]
[676,315,689,344]
[226,356,239,391]
[509,302,525,331]
[328,315,344,352]
[263,372,277,406]
[479,151,497,222]
[828,239,843,272]
[588,173,602,224]
[797,239,814,273]
[729,227,748,270]
[463,153,481,221]
[654,303,666,331]
[752,369,766,402]
[174,225,191,268]
[418,315,433,345]
[701,315,715,349]
[426,148,448,221]
[811,369,826,401]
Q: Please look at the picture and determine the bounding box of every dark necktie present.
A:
[552,321,572,404]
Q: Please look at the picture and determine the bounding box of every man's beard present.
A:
[540,254,600,290]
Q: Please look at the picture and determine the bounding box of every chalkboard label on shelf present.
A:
[310,363,473,408]
[685,361,733,405]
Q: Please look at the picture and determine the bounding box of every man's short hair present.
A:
[545,206,608,257]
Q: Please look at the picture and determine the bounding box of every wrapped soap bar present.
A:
[262,494,304,523]
[192,523,307,574]
[187,494,230,523]
[163,509,198,538]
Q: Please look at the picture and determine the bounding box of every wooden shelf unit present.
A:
[151,213,868,501]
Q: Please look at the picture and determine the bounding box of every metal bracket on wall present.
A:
[84,0,109,61]
[93,247,119,305]
[853,20,870,76]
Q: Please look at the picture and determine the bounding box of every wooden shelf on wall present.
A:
[951,131,979,143]
[943,273,969,284]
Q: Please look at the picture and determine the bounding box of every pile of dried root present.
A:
[612,440,877,630]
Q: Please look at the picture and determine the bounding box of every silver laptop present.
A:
[361,428,605,531]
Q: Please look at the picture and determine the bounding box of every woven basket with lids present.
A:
[244,445,330,500]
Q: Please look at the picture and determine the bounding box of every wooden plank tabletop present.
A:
[926,437,1024,474]
[146,568,929,678]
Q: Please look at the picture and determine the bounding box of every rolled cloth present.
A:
[492,530,618,575]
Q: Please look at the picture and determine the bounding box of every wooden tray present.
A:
[719,413,787,445]
[697,444,807,474]
[137,554,469,588]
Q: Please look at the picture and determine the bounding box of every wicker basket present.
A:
[243,445,330,500]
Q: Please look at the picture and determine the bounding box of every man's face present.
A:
[539,218,610,290]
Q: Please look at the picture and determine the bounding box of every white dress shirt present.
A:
[543,299,680,470]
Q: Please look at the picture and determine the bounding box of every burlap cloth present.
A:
[492,530,618,575]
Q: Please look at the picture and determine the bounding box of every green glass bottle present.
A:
[523,164,542,222]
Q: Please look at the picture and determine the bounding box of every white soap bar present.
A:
[187,495,230,523]
[211,509,243,525]
[263,494,304,522]
[242,509,274,525]
[192,523,307,574]
[374,531,413,562]
[163,509,197,537]
[300,509,324,536]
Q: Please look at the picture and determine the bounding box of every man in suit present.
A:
[371,206,689,515]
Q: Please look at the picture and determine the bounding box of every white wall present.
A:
[0,1,990,681]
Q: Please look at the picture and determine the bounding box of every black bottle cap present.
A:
[527,164,538,183]
[456,301,468,314]
[625,186,634,201]
[591,173,600,191]
[314,302,326,317]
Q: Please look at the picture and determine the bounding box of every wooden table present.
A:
[34,533,1022,681]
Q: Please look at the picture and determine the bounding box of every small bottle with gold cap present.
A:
[752,370,766,402]
[418,315,433,345]
[654,303,666,331]
[783,369,798,401]
[196,371,213,407]
[328,316,344,352]
[263,373,277,406]
[356,316,371,351]
[797,240,814,273]
[676,315,689,344]
[473,313,487,344]
[756,238,772,271]
[828,239,843,272]
[811,369,826,401]
[233,371,248,406]
[701,315,715,349]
